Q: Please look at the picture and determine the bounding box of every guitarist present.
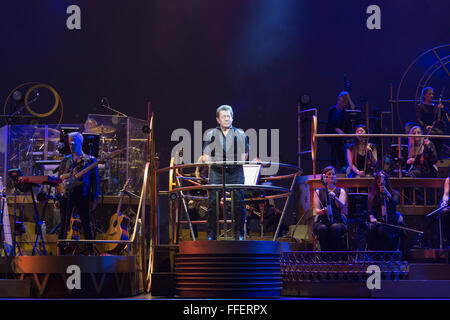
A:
[313,166,348,251]
[57,131,100,255]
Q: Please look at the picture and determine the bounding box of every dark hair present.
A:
[421,87,433,102]
[355,124,367,133]
[368,171,393,205]
[322,166,335,176]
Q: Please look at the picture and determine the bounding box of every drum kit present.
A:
[85,122,145,195]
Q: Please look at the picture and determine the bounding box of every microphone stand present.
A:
[100,98,128,118]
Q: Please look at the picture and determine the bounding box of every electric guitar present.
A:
[104,178,132,254]
[56,150,120,196]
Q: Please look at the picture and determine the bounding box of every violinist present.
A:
[416,87,446,157]
[406,126,438,178]
[313,166,348,251]
[367,171,405,250]
[346,125,377,177]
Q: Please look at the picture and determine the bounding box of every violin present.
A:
[323,175,334,224]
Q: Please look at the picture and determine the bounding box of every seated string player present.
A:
[346,125,377,178]
[313,166,348,251]
[367,171,406,250]
[406,126,438,178]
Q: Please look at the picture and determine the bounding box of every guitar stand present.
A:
[11,187,22,257]
[29,187,47,256]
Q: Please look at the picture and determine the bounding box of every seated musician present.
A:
[367,171,405,250]
[57,132,100,255]
[406,126,438,178]
[346,125,377,178]
[313,166,348,251]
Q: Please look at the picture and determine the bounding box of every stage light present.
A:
[298,94,311,107]
[12,90,23,102]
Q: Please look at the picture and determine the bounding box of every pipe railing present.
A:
[311,114,449,178]
[161,161,302,242]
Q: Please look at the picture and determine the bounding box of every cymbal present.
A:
[88,125,116,134]
[32,127,60,140]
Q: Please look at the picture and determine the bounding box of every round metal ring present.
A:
[24,83,60,118]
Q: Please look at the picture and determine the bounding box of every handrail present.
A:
[57,161,151,247]
[297,107,318,168]
[311,118,450,177]
[161,161,302,242]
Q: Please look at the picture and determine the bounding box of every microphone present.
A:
[100,97,109,107]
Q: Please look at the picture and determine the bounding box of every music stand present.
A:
[390,144,408,176]
[348,193,368,250]
[82,133,100,157]
[344,109,363,133]
[58,126,81,156]
[243,164,262,236]
[426,206,448,249]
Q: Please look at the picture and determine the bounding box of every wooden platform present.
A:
[0,255,140,298]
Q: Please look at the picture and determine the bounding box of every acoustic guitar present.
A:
[66,209,82,241]
[104,178,132,254]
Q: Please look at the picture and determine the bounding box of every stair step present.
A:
[409,263,450,280]
[150,272,176,297]
[371,280,450,298]
[0,279,30,298]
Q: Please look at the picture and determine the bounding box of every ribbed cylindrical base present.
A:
[176,240,282,298]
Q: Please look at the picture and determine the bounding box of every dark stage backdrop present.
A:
[1,0,449,173]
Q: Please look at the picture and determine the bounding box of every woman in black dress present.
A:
[406,126,438,178]
[313,166,348,251]
[346,124,377,178]
[367,171,405,250]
